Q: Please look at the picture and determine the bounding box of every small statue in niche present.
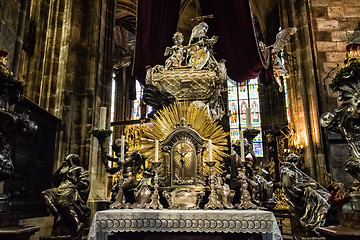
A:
[280,153,330,238]
[105,139,143,205]
[173,141,196,185]
[41,154,90,239]
[164,32,187,70]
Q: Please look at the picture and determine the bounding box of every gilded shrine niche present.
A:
[161,118,206,188]
[140,101,229,209]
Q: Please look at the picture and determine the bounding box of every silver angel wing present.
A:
[271,27,297,53]
[188,22,208,45]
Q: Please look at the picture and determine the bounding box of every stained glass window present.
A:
[132,80,143,120]
[109,75,117,158]
[131,80,152,119]
[228,77,263,157]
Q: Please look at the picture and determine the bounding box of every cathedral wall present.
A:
[0,0,28,77]
[279,0,326,183]
[279,0,359,185]
[0,0,20,66]
[311,0,360,186]
[0,0,115,236]
[311,0,360,112]
[18,0,114,179]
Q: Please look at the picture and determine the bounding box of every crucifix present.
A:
[176,143,191,180]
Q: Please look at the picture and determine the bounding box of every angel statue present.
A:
[41,154,90,239]
[259,27,297,92]
[188,22,209,45]
[105,138,143,208]
[280,153,330,238]
[164,32,187,70]
[187,22,218,70]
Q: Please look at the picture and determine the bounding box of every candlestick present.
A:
[246,107,252,129]
[204,160,223,210]
[154,140,159,162]
[99,107,107,129]
[145,162,163,210]
[120,135,125,163]
[208,139,212,161]
[110,159,128,209]
[240,130,245,161]
[230,141,234,155]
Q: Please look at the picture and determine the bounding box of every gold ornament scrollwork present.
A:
[274,188,289,210]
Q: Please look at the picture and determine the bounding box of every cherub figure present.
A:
[164,32,186,70]
[105,139,143,203]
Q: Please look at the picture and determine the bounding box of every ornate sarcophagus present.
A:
[143,22,227,120]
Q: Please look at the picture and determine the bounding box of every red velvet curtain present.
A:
[133,0,181,85]
[199,0,270,83]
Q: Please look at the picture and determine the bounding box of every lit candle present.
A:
[209,139,212,161]
[154,140,159,162]
[99,107,107,129]
[246,107,252,129]
[240,130,245,162]
[120,135,125,163]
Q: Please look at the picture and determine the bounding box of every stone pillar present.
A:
[279,0,327,183]
[0,0,27,77]
[19,0,115,200]
[309,0,360,186]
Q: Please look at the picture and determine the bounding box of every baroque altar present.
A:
[91,21,280,240]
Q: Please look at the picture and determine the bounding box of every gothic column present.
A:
[20,0,115,199]
[279,0,327,183]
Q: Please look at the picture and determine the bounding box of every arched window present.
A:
[228,77,263,157]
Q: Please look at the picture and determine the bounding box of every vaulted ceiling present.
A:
[115,0,137,34]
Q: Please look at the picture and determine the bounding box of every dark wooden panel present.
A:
[4,98,60,219]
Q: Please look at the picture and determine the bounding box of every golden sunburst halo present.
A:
[140,101,228,175]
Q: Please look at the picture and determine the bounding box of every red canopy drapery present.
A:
[199,0,270,83]
[133,0,181,85]
[133,0,271,85]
